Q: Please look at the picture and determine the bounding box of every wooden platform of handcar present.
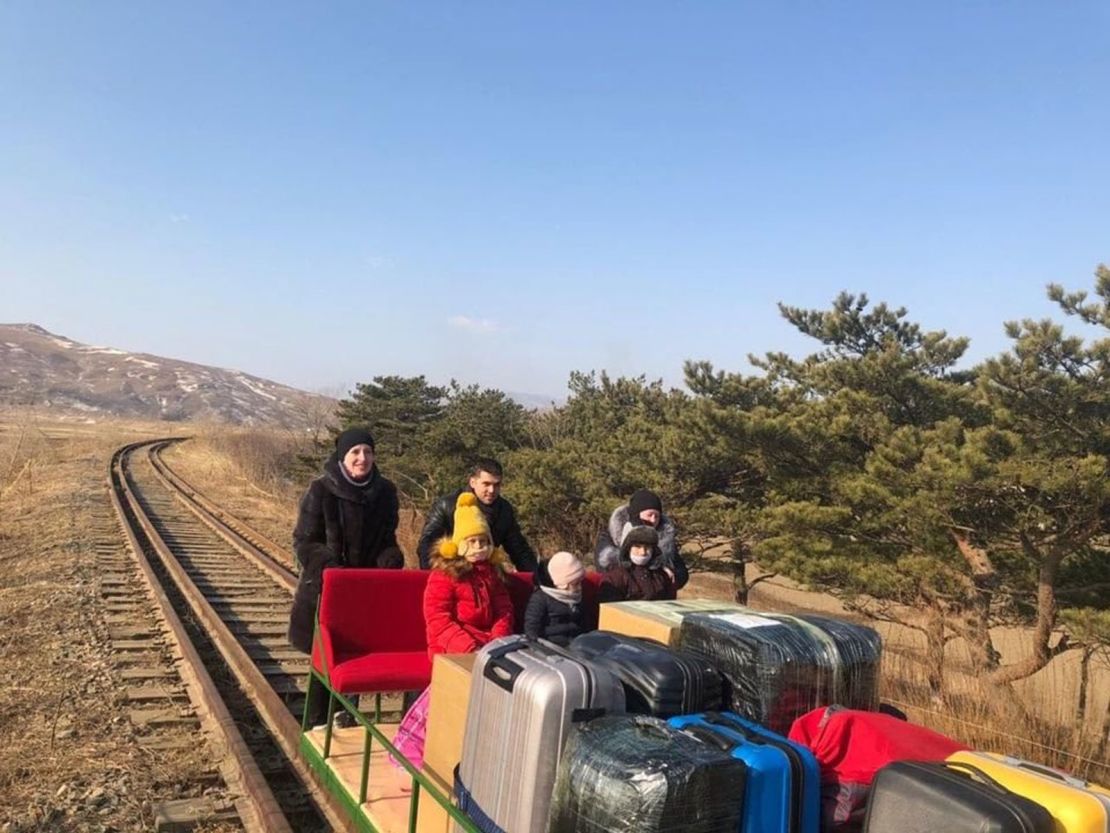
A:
[302,724,414,833]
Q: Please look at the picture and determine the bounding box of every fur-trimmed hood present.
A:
[617,524,665,570]
[607,504,677,557]
[595,501,689,590]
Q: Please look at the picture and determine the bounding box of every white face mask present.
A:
[461,537,491,563]
[630,553,652,566]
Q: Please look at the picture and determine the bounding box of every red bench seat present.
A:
[313,567,605,696]
[314,568,433,695]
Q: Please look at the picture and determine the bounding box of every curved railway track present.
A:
[108,438,353,833]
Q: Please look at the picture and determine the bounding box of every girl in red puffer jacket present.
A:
[423,492,514,655]
[394,493,514,770]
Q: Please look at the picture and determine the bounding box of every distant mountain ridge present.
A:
[506,390,562,410]
[0,323,333,427]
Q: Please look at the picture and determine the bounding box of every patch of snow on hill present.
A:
[176,374,199,393]
[68,400,100,412]
[236,374,277,401]
[125,356,160,369]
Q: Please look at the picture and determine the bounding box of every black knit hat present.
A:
[336,427,375,459]
[628,489,663,522]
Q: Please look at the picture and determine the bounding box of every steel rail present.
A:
[150,446,292,560]
[108,440,291,833]
[145,441,297,592]
[116,439,354,832]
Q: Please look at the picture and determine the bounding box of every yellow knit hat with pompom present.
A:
[437,492,492,559]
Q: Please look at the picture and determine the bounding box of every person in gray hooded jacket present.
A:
[593,488,688,589]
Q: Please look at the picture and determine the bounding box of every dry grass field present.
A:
[0,411,238,833]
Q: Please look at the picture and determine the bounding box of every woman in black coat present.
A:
[287,428,404,723]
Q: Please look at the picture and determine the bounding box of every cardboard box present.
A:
[415,768,454,833]
[598,599,746,646]
[422,653,476,788]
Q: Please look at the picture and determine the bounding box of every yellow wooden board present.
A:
[414,769,454,833]
[423,653,476,787]
[304,724,413,833]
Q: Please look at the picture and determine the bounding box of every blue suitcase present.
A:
[670,711,820,833]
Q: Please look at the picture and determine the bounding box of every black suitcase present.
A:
[799,614,883,711]
[864,760,1056,833]
[548,714,748,833]
[677,609,882,733]
[568,630,723,717]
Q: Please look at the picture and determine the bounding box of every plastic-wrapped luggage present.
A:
[568,631,723,717]
[454,635,625,833]
[945,751,1110,833]
[788,705,967,831]
[548,714,748,833]
[864,760,1055,833]
[677,609,882,733]
[802,615,883,701]
[669,711,820,833]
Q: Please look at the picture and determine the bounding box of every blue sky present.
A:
[2,3,1107,400]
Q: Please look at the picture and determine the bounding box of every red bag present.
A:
[788,706,967,832]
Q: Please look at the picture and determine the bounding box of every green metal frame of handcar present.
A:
[302,622,480,833]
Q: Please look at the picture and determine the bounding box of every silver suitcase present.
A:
[455,635,625,833]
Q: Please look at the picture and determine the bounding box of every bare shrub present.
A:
[397,505,424,568]
[196,423,308,500]
[0,411,55,510]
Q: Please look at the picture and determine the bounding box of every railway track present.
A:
[107,438,353,832]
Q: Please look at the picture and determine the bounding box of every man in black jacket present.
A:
[416,457,538,572]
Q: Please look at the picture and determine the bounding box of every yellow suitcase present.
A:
[947,751,1110,833]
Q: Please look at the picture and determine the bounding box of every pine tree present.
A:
[973,266,1110,684]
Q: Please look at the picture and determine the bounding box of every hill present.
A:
[0,324,332,428]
